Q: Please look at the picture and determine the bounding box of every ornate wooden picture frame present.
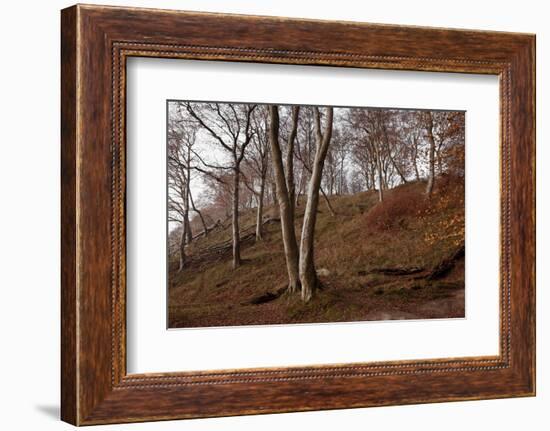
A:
[61,4,535,425]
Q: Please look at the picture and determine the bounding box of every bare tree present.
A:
[350,126,376,191]
[381,115,408,185]
[167,108,197,271]
[424,111,436,196]
[268,105,301,293]
[296,108,337,215]
[188,187,208,237]
[248,107,271,241]
[185,102,256,268]
[410,131,422,181]
[346,109,387,202]
[299,107,334,302]
[327,126,351,195]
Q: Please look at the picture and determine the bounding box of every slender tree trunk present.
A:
[412,136,421,181]
[436,145,443,174]
[184,215,192,244]
[339,156,345,194]
[299,107,333,302]
[255,175,266,241]
[425,113,436,196]
[369,164,376,191]
[383,162,390,190]
[389,151,407,184]
[414,166,420,181]
[296,152,335,216]
[382,124,407,185]
[286,106,300,219]
[189,188,208,237]
[375,143,384,202]
[299,182,320,302]
[178,221,187,272]
[295,171,304,207]
[184,146,193,244]
[231,164,241,269]
[365,162,373,190]
[320,186,336,216]
[268,105,301,293]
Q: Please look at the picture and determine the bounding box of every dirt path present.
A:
[364,288,464,321]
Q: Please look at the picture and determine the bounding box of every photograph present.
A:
[167,101,466,328]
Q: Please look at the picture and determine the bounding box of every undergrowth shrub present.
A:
[434,172,464,203]
[364,186,429,232]
[425,173,465,247]
[364,175,465,234]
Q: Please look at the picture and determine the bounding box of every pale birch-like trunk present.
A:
[320,186,336,217]
[178,159,191,271]
[375,142,384,202]
[189,188,208,237]
[231,164,241,269]
[382,123,407,185]
[425,113,436,196]
[339,155,345,194]
[178,221,187,272]
[299,107,333,302]
[268,105,301,292]
[285,106,300,219]
[255,176,266,241]
[369,164,376,191]
[184,143,193,244]
[436,145,443,174]
[184,215,192,244]
[411,135,421,181]
[364,170,371,190]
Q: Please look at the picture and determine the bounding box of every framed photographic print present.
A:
[61,4,536,425]
[164,101,466,329]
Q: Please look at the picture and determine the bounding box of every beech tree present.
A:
[295,108,337,215]
[299,107,333,302]
[268,105,301,293]
[349,123,376,191]
[243,106,270,241]
[167,106,196,271]
[405,119,423,182]
[347,109,387,202]
[424,111,436,196]
[188,187,209,238]
[381,112,409,185]
[295,108,315,204]
[184,102,257,269]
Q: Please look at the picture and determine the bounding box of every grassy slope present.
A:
[168,177,465,328]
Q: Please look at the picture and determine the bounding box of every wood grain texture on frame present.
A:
[61,4,535,425]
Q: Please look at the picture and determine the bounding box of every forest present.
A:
[167,101,465,328]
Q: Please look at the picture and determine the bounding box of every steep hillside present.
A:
[168,176,465,328]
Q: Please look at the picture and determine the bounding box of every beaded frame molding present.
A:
[61,4,535,425]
